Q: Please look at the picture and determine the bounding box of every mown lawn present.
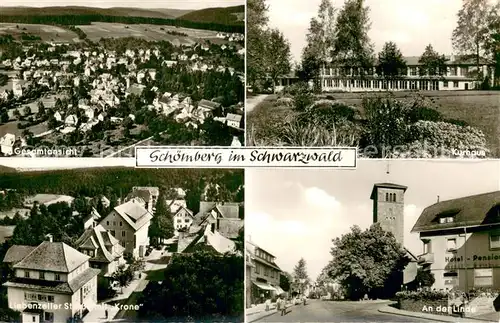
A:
[247,90,500,157]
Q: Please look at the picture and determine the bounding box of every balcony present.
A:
[417,253,434,265]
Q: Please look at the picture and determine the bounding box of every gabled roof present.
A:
[198,99,220,110]
[370,183,408,200]
[11,241,89,273]
[75,224,124,263]
[113,201,153,231]
[174,206,194,218]
[199,201,240,219]
[412,191,500,233]
[226,113,242,122]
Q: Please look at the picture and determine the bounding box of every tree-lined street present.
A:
[254,300,434,322]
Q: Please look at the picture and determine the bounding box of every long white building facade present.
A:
[319,56,494,92]
[277,55,495,92]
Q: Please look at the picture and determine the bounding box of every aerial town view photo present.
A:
[245,160,500,323]
[247,0,500,158]
[0,0,245,158]
[0,165,244,322]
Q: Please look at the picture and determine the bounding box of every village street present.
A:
[252,300,435,322]
[83,247,170,323]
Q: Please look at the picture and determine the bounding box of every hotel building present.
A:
[278,55,494,92]
[412,191,500,291]
[246,241,285,305]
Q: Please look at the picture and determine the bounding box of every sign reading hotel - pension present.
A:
[446,254,500,263]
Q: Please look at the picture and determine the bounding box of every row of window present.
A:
[23,271,61,281]
[322,66,469,77]
[444,268,493,287]
[176,218,191,223]
[255,249,274,263]
[385,193,397,202]
[254,263,279,279]
[106,220,123,227]
[24,292,55,303]
[323,79,452,90]
[423,233,500,253]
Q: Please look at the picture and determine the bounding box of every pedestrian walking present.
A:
[105,308,108,319]
[265,297,271,311]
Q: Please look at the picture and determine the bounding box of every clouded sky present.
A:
[267,0,463,63]
[0,0,243,9]
[246,160,500,281]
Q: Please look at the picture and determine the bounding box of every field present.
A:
[77,22,222,44]
[0,22,228,45]
[0,23,79,42]
[247,90,500,156]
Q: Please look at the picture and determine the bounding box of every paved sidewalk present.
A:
[246,302,300,322]
[379,304,497,322]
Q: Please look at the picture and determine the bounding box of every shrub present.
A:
[395,289,448,301]
[279,119,362,147]
[363,96,408,152]
[291,83,314,111]
[407,106,442,123]
[276,97,293,107]
[406,121,488,153]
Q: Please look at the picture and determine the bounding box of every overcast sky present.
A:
[246,160,500,281]
[267,0,464,63]
[0,0,243,9]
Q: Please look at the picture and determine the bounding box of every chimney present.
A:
[217,218,220,230]
[45,234,53,242]
[437,195,440,203]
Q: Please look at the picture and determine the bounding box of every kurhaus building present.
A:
[278,55,494,92]
[412,191,500,291]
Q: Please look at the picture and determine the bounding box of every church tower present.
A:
[370,183,408,244]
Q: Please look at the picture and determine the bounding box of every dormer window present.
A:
[24,271,30,278]
[439,217,454,224]
[437,209,459,224]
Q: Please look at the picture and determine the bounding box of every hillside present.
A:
[179,5,244,26]
[0,6,243,33]
[0,6,190,19]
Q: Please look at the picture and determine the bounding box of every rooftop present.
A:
[9,241,89,273]
[412,191,500,233]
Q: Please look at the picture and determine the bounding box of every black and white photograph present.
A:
[0,165,244,322]
[0,0,245,158]
[247,0,500,158]
[245,160,500,322]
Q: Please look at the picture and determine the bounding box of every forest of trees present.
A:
[0,14,244,34]
[138,251,244,320]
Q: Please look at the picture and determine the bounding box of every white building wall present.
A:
[7,287,72,323]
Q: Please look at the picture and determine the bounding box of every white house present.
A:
[75,224,126,277]
[64,114,78,126]
[0,133,16,156]
[54,111,63,122]
[99,201,153,258]
[2,238,100,323]
[226,113,242,129]
[173,206,194,234]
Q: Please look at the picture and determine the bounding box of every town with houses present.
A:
[0,30,245,157]
[0,183,244,322]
